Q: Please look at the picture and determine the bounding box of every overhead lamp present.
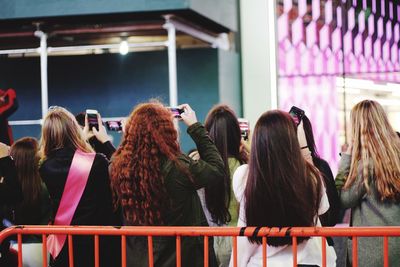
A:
[119,40,129,55]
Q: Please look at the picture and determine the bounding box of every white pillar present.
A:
[240,0,278,126]
[163,21,178,107]
[34,31,49,119]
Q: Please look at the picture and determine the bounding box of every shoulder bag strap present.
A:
[47,150,96,259]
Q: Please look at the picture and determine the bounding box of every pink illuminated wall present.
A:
[277,0,400,173]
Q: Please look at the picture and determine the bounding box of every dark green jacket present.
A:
[126,122,225,267]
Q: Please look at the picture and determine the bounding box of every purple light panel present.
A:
[277,0,400,172]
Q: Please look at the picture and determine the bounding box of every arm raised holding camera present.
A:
[84,112,116,160]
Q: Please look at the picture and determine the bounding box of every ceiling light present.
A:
[119,40,129,55]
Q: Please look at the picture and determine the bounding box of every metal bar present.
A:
[176,236,181,267]
[2,226,400,241]
[383,236,389,267]
[17,234,22,267]
[204,236,209,267]
[48,41,167,53]
[42,234,48,267]
[0,42,167,55]
[163,21,178,107]
[0,48,38,55]
[148,236,154,267]
[322,237,327,267]
[292,236,297,267]
[34,31,49,119]
[352,236,358,267]
[262,236,267,267]
[121,235,127,267]
[94,235,99,267]
[233,236,237,267]
[9,117,126,126]
[9,120,43,126]
[165,16,229,50]
[68,235,74,267]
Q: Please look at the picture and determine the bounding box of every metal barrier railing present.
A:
[1,225,400,267]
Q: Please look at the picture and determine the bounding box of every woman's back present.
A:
[336,155,400,267]
[40,147,117,226]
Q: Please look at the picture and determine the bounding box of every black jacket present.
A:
[39,147,121,267]
[313,157,340,227]
[0,156,22,266]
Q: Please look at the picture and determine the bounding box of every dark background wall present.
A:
[0,48,219,152]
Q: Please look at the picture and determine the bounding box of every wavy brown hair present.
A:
[344,100,400,200]
[110,102,181,225]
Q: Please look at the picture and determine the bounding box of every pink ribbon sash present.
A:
[47,150,96,259]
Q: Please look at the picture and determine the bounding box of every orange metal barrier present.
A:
[1,225,400,267]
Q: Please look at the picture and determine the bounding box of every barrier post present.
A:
[42,234,48,267]
[68,235,74,267]
[233,236,238,267]
[262,236,267,267]
[352,236,358,267]
[204,236,209,267]
[148,236,154,267]
[17,234,22,267]
[292,236,297,267]
[94,235,99,267]
[176,235,181,267]
[121,235,127,267]
[383,236,389,267]
[321,237,327,267]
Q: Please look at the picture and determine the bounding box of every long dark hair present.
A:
[302,115,319,159]
[204,105,248,225]
[10,137,42,206]
[244,110,321,246]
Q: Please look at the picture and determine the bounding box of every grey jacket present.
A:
[336,154,400,267]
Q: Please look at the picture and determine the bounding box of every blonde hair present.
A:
[344,100,400,201]
[40,106,93,158]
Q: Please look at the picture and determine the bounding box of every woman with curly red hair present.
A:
[110,102,225,266]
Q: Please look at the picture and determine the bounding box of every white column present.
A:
[34,31,49,119]
[163,21,178,107]
[240,0,278,126]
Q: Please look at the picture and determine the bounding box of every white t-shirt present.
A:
[229,165,337,267]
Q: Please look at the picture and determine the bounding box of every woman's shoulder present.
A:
[232,164,249,201]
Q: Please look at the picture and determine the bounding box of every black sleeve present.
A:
[0,156,22,205]
[93,154,121,226]
[91,139,116,161]
[315,158,341,226]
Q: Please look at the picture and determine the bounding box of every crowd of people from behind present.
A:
[0,99,398,267]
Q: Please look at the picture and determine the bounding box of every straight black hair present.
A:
[302,115,319,159]
[204,104,248,225]
[245,110,321,246]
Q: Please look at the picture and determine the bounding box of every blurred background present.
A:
[0,0,399,174]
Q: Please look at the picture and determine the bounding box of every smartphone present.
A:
[238,118,250,141]
[86,109,99,131]
[289,106,305,126]
[105,120,122,132]
[169,107,184,118]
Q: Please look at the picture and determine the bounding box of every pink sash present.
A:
[47,150,96,259]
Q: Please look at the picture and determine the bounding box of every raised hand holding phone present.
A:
[92,113,111,144]
[178,104,197,126]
